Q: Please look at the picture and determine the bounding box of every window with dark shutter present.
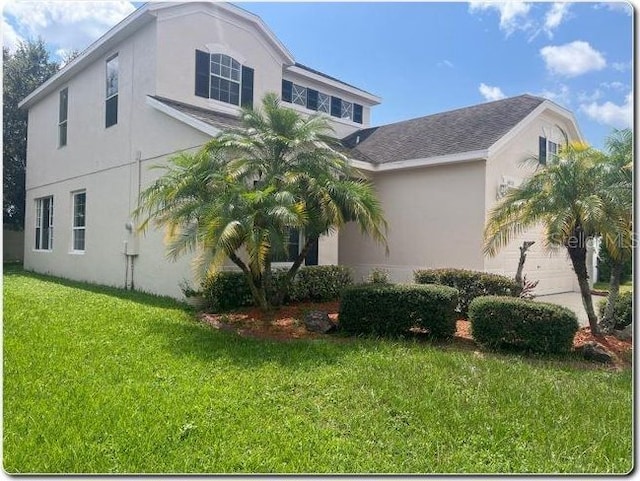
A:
[539,136,547,165]
[353,103,363,124]
[282,80,293,102]
[195,49,210,98]
[330,96,341,117]
[241,66,254,109]
[307,89,318,111]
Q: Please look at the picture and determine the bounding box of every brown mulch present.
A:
[199,301,631,367]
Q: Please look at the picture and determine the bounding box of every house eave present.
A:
[285,65,381,105]
[146,96,222,138]
[348,149,489,173]
[19,5,155,110]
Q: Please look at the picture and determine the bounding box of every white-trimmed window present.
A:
[72,191,86,252]
[35,196,54,251]
[317,92,330,114]
[341,100,353,120]
[105,54,118,128]
[292,84,307,107]
[210,53,241,105]
[58,87,68,147]
[548,140,559,162]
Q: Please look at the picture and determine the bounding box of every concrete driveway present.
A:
[535,291,605,327]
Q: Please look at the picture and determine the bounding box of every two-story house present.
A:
[19,2,590,299]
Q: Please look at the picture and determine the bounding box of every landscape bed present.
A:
[3,267,632,474]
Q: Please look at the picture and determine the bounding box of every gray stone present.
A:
[613,325,632,341]
[303,310,336,334]
[580,341,614,364]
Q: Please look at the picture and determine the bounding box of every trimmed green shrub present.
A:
[598,291,633,330]
[468,296,579,354]
[201,265,353,311]
[339,283,459,338]
[294,265,353,302]
[201,271,254,312]
[414,268,521,317]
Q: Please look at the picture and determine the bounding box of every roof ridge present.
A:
[371,94,545,129]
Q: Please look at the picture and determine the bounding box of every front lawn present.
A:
[3,267,632,473]
[593,280,633,294]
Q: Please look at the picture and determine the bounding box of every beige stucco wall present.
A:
[154,4,369,138]
[23,5,345,299]
[339,160,487,283]
[483,109,582,294]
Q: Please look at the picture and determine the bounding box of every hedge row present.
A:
[598,291,633,330]
[414,268,521,317]
[339,283,459,338]
[468,296,579,354]
[201,265,353,312]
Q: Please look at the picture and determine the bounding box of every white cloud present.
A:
[594,2,633,15]
[2,18,23,52]
[577,89,602,103]
[600,81,626,91]
[540,41,606,77]
[3,1,135,57]
[468,1,532,35]
[581,92,633,129]
[544,3,570,37]
[534,84,571,107]
[612,61,631,71]
[437,59,454,68]
[479,83,506,101]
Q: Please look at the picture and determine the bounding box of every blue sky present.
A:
[3,1,633,149]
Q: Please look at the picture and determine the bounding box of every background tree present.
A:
[597,128,632,333]
[3,39,59,229]
[136,93,387,310]
[484,138,610,335]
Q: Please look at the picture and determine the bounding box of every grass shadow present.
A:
[146,313,358,369]
[4,264,189,311]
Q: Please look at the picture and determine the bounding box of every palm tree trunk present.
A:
[229,252,270,311]
[272,236,317,306]
[566,244,600,336]
[599,260,623,334]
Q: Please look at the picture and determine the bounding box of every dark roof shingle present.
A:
[149,95,242,130]
[342,94,545,164]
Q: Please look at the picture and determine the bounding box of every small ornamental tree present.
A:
[136,93,387,310]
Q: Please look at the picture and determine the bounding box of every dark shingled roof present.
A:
[342,94,546,165]
[149,95,242,130]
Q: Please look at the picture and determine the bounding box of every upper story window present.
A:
[281,79,363,124]
[195,50,254,109]
[105,54,118,128]
[58,88,68,147]
[538,137,559,165]
[35,196,54,251]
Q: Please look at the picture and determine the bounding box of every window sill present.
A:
[33,249,53,253]
[69,250,85,255]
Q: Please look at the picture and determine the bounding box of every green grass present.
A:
[3,266,633,474]
[593,280,633,294]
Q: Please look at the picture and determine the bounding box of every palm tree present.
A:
[136,93,387,310]
[484,137,609,335]
[597,129,632,333]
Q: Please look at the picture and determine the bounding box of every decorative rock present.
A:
[613,325,632,341]
[303,310,336,334]
[580,341,614,364]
